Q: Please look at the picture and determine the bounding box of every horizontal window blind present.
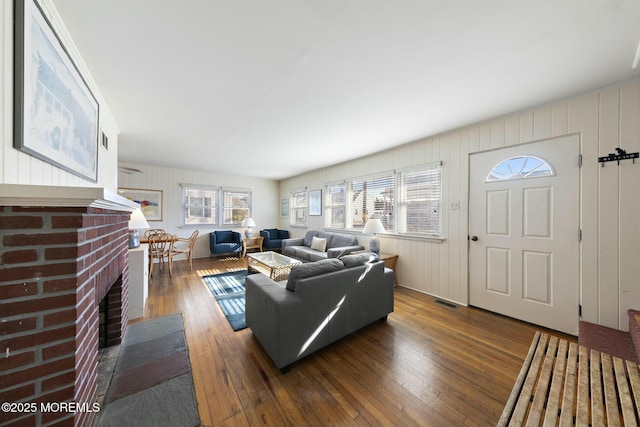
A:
[326,183,346,228]
[351,173,395,231]
[399,166,441,235]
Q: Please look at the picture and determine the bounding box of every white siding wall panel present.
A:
[568,92,600,324]
[619,83,640,328]
[280,78,640,330]
[533,107,552,140]
[552,102,569,136]
[598,88,621,328]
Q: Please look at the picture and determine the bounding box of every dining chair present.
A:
[148,232,173,278]
[144,228,165,240]
[169,230,199,274]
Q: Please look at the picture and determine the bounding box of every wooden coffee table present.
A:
[247,251,302,281]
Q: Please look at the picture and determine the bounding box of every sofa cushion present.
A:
[330,233,357,248]
[277,230,289,239]
[303,231,319,247]
[341,252,380,268]
[308,251,328,262]
[264,228,278,239]
[216,230,234,243]
[286,258,345,291]
[311,236,327,252]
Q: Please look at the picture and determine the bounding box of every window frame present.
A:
[396,162,442,237]
[324,181,346,229]
[349,172,395,232]
[289,188,307,228]
[322,162,444,239]
[180,184,252,227]
[221,188,252,225]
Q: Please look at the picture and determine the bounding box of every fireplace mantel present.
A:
[0,183,138,211]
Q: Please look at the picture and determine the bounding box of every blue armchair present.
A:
[209,230,242,259]
[259,228,290,251]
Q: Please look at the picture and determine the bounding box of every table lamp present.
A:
[242,217,256,238]
[363,218,385,254]
[128,208,150,249]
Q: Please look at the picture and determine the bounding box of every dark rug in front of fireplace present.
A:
[94,314,200,427]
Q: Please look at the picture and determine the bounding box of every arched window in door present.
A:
[485,155,554,182]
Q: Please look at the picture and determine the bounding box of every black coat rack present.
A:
[598,148,639,167]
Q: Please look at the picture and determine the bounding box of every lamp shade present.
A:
[363,218,385,234]
[129,208,150,230]
[241,218,256,227]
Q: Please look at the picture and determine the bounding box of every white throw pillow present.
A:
[310,236,327,252]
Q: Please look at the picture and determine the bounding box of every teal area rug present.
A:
[202,270,247,331]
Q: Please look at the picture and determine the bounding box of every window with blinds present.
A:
[325,183,346,228]
[398,165,442,235]
[290,190,307,227]
[222,190,251,225]
[350,173,395,231]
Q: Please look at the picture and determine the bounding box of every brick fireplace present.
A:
[0,185,136,427]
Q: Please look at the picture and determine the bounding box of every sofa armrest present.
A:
[282,237,304,249]
[327,245,365,258]
[246,274,306,369]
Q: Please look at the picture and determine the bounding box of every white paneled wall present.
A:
[0,0,119,190]
[118,163,280,261]
[280,79,640,331]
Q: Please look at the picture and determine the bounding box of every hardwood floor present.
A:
[143,256,576,427]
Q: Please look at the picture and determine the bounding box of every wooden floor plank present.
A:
[601,353,621,427]
[559,342,578,427]
[591,350,605,427]
[614,357,637,427]
[543,338,568,427]
[142,257,576,427]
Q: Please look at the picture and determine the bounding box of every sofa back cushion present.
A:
[303,231,319,247]
[263,228,278,239]
[215,230,235,243]
[286,258,345,291]
[277,230,290,239]
[329,233,358,248]
[340,252,380,268]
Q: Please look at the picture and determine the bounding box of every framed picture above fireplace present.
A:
[13,0,100,182]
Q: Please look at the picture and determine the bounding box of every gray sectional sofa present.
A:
[245,253,395,373]
[281,230,364,261]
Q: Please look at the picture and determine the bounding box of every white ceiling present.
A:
[52,0,640,180]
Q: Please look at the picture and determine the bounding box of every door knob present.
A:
[470,236,478,241]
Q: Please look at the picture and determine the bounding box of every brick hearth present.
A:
[0,186,136,427]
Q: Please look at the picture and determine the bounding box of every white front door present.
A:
[469,135,580,335]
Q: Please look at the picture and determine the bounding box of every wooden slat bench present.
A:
[498,331,640,427]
